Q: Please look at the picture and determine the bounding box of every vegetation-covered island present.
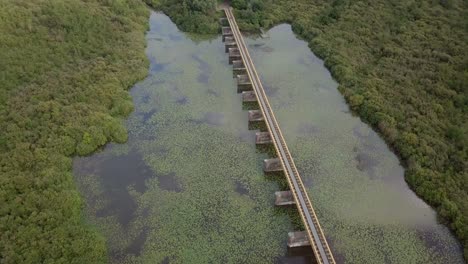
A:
[0,0,466,262]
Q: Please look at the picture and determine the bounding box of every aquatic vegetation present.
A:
[74,13,463,264]
[246,24,463,263]
[248,1,468,257]
[74,13,294,263]
[157,0,468,258]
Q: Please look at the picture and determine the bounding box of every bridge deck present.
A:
[224,8,335,264]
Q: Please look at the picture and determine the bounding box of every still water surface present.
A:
[73,12,463,263]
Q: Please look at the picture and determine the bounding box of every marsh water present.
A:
[73,12,463,263]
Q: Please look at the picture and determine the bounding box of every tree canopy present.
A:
[0,0,149,262]
[144,0,220,33]
[1,0,467,262]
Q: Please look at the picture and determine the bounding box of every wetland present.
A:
[73,12,463,264]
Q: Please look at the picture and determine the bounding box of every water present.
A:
[73,12,463,263]
[246,24,464,263]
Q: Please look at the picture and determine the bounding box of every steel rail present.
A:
[224,8,335,264]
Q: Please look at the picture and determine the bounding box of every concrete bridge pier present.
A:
[232,60,246,76]
[255,131,272,144]
[242,91,259,110]
[224,37,236,52]
[248,110,264,122]
[255,131,274,153]
[248,110,268,131]
[222,26,233,42]
[288,231,311,248]
[229,48,241,64]
[237,74,252,92]
[275,190,296,206]
[242,91,256,102]
[263,158,283,172]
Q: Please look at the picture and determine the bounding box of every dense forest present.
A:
[150,0,468,259]
[143,0,221,33]
[1,0,467,262]
[0,0,149,262]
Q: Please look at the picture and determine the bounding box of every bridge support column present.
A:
[263,158,283,172]
[225,37,236,52]
[232,60,246,76]
[226,42,237,53]
[229,48,241,64]
[275,191,295,206]
[255,131,272,144]
[248,110,267,131]
[222,26,233,42]
[237,74,252,92]
[248,110,264,122]
[288,231,311,248]
[242,91,256,102]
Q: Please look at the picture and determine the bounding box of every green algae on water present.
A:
[74,12,295,264]
[73,12,464,264]
[247,24,464,263]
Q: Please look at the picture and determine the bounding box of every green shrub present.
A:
[0,0,149,262]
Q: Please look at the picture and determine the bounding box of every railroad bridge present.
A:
[221,8,336,264]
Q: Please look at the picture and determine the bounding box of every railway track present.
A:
[224,8,336,264]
